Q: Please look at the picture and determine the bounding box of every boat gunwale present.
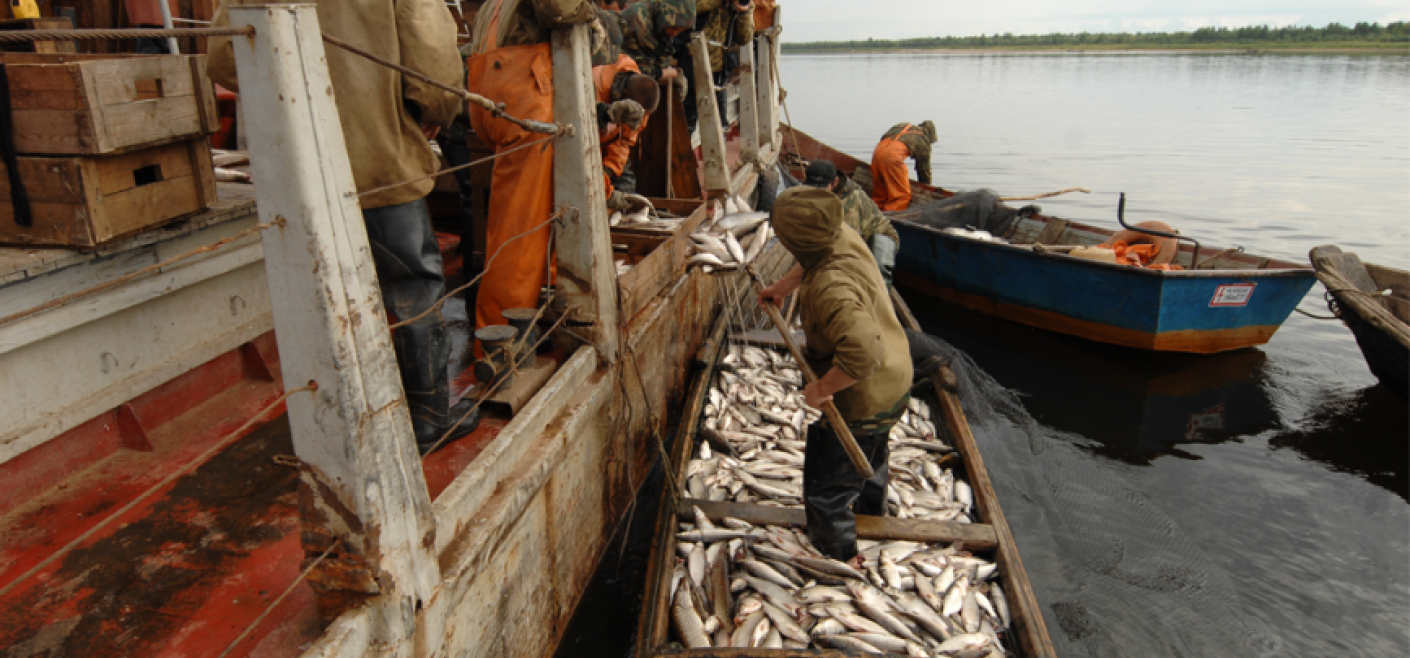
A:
[895,218,1314,278]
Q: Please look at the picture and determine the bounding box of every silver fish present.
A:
[813,634,883,654]
[717,211,769,232]
[673,587,711,648]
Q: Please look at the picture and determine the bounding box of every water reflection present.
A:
[904,288,1282,464]
[1268,384,1409,501]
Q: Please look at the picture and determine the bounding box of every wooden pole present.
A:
[746,267,875,479]
[756,14,781,148]
[228,3,439,644]
[551,23,619,362]
[738,39,760,165]
[690,33,730,196]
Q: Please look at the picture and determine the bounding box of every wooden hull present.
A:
[894,218,1317,354]
[1311,246,1410,397]
[634,293,1056,658]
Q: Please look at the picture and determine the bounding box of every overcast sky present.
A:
[780,0,1410,42]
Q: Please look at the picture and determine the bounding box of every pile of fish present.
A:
[687,195,773,273]
[670,511,1011,656]
[690,343,972,524]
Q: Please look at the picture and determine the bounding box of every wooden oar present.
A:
[745,265,875,479]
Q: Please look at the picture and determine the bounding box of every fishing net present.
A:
[914,330,1283,658]
[885,189,1039,239]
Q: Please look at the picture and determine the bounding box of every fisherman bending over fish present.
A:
[759,187,913,563]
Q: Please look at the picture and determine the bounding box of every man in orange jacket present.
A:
[465,0,598,355]
[593,53,659,204]
[870,120,937,211]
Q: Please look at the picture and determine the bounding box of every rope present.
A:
[319,33,561,137]
[0,382,318,600]
[1294,306,1339,320]
[0,27,253,41]
[216,538,339,658]
[356,134,557,199]
[0,218,285,329]
[389,208,567,330]
[666,83,675,199]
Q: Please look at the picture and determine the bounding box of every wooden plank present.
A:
[228,3,439,631]
[737,42,759,165]
[94,140,196,195]
[551,24,618,360]
[680,499,1000,549]
[755,26,779,149]
[90,56,197,104]
[689,33,730,195]
[890,290,1057,658]
[1034,217,1070,245]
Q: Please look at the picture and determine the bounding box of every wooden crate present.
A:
[1,53,219,155]
[0,136,217,248]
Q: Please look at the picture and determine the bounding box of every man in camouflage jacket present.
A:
[805,160,899,287]
[618,0,696,81]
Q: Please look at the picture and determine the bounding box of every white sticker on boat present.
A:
[1210,283,1256,307]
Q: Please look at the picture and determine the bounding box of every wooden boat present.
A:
[633,292,1056,657]
[1310,246,1410,397]
[781,126,1319,354]
[0,11,787,658]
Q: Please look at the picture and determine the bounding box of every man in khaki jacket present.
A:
[208,0,476,455]
[760,187,913,562]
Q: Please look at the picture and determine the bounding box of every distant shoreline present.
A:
[782,44,1410,55]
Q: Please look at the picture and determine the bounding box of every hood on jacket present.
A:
[771,186,842,271]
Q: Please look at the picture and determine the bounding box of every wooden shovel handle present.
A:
[748,269,876,480]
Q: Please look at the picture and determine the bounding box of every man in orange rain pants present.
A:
[870,120,938,211]
[465,0,598,354]
[592,54,660,204]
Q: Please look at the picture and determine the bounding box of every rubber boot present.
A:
[852,427,891,517]
[803,421,890,561]
[363,199,480,457]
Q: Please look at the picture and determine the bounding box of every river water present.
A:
[556,52,1410,658]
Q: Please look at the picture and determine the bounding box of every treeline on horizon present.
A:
[782,21,1410,51]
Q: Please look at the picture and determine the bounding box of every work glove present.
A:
[607,99,645,131]
[589,17,607,57]
[607,190,653,214]
[671,73,688,100]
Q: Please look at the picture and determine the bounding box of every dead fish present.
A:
[676,528,754,543]
[717,211,769,232]
[793,555,867,581]
[846,581,923,643]
[991,583,1011,629]
[935,633,991,656]
[760,600,810,643]
[740,559,795,590]
[724,230,746,264]
[813,633,883,654]
[810,618,847,637]
[673,587,711,648]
